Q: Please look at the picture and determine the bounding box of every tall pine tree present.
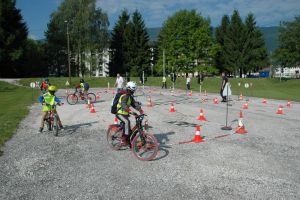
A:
[215,15,230,73]
[109,10,130,76]
[0,0,28,77]
[123,10,150,77]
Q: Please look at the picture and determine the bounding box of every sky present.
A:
[16,0,300,40]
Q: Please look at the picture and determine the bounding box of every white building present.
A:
[274,66,300,78]
[85,49,110,77]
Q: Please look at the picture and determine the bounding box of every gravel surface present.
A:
[0,87,299,200]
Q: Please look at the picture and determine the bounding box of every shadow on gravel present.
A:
[150,131,175,161]
[152,147,169,161]
[62,121,99,135]
[167,121,198,127]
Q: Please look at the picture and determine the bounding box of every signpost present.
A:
[30,82,36,102]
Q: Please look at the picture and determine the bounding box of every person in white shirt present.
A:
[115,73,124,93]
[186,76,191,90]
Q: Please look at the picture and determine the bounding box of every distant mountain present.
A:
[146,26,279,53]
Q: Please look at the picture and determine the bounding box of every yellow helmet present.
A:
[48,85,57,92]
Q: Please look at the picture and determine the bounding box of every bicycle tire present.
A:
[106,125,123,150]
[53,115,59,136]
[87,93,96,103]
[46,117,51,131]
[131,133,158,161]
[67,94,78,105]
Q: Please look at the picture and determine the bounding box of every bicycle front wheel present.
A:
[87,93,96,103]
[131,133,158,161]
[106,125,123,150]
[67,94,78,105]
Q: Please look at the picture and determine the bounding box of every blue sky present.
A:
[16,0,300,40]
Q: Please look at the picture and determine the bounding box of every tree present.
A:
[109,10,130,76]
[215,15,230,73]
[223,10,246,76]
[244,13,269,74]
[216,11,269,77]
[273,16,300,68]
[45,0,109,77]
[157,10,218,75]
[0,0,28,77]
[123,10,150,77]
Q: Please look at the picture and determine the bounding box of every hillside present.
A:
[146,26,279,53]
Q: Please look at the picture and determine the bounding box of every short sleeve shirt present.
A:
[116,77,124,88]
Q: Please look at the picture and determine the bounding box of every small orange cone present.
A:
[239,94,243,101]
[213,97,219,104]
[90,104,96,113]
[287,100,291,107]
[188,90,193,96]
[114,117,119,124]
[243,102,248,109]
[262,98,267,104]
[96,94,101,100]
[193,125,204,143]
[86,99,91,108]
[197,109,207,121]
[170,102,176,112]
[235,110,247,134]
[147,97,153,107]
[112,90,115,95]
[276,105,284,114]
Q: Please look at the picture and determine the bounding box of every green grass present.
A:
[19,77,300,101]
[0,81,35,155]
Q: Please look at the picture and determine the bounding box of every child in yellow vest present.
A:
[38,85,63,132]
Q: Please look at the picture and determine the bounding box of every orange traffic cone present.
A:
[170,102,176,112]
[96,94,101,100]
[114,117,119,124]
[213,97,219,104]
[276,105,284,114]
[193,125,204,143]
[188,90,193,96]
[243,102,248,109]
[262,98,267,104]
[86,99,91,108]
[287,100,291,107]
[90,104,96,113]
[239,93,243,101]
[112,90,115,95]
[235,110,247,134]
[147,97,153,107]
[197,109,207,121]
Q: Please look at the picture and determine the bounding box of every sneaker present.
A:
[59,125,64,130]
[39,127,43,133]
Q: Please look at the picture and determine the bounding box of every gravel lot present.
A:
[1,87,299,200]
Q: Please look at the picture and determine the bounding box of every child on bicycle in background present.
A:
[116,81,144,145]
[75,79,89,100]
[38,85,63,133]
[40,78,50,94]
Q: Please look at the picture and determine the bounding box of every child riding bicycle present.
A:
[116,81,144,145]
[75,79,89,100]
[38,85,63,133]
[40,78,50,94]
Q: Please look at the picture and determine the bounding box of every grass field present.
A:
[0,81,34,155]
[19,77,300,101]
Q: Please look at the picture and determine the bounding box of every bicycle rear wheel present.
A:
[106,125,123,150]
[131,133,158,161]
[53,116,59,136]
[67,94,78,105]
[87,93,96,103]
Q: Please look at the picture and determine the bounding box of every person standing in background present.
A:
[115,73,124,93]
[162,76,167,89]
[186,75,191,91]
[220,72,228,102]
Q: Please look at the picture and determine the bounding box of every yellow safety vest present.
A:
[117,94,131,115]
[43,92,55,112]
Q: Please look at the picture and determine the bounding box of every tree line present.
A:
[0,0,299,78]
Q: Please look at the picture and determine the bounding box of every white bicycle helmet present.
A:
[126,81,137,92]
